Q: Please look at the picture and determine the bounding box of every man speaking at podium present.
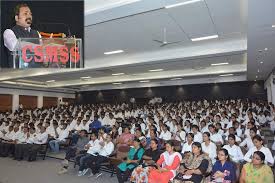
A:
[3,3,41,68]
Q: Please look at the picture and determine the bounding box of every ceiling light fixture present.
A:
[170,78,183,80]
[148,69,163,72]
[191,35,218,42]
[46,80,55,83]
[260,61,263,64]
[112,73,125,76]
[104,50,124,55]
[165,0,202,8]
[211,62,229,66]
[80,76,91,79]
[264,48,268,51]
[256,76,258,78]
[219,74,233,77]
[272,25,275,28]
[139,80,150,83]
[112,82,123,85]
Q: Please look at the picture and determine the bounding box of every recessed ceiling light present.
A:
[256,76,258,78]
[139,80,150,83]
[80,76,91,79]
[46,80,55,83]
[112,82,123,85]
[191,35,218,42]
[211,62,229,66]
[219,74,233,77]
[260,61,263,64]
[170,78,182,80]
[272,25,275,28]
[112,73,125,76]
[257,69,260,73]
[254,80,257,81]
[165,0,202,8]
[264,48,268,51]
[104,50,124,55]
[148,69,163,72]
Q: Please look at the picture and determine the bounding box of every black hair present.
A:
[14,3,29,17]
[219,148,231,161]
[253,151,265,163]
[192,142,202,153]
[187,133,194,139]
[203,132,210,138]
[252,135,263,142]
[228,134,236,141]
[151,138,159,145]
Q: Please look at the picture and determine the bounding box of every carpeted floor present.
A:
[0,157,119,183]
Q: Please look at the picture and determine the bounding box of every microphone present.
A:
[35,22,72,37]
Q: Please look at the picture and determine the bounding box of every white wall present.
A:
[0,87,75,112]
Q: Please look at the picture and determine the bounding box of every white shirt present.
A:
[244,146,274,165]
[87,139,101,155]
[202,142,217,163]
[181,142,193,154]
[159,130,172,141]
[34,132,48,144]
[210,133,224,144]
[99,141,114,157]
[239,137,254,150]
[57,129,69,141]
[193,132,203,143]
[223,144,244,163]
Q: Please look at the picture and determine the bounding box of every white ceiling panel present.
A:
[167,0,217,38]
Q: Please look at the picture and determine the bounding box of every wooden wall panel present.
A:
[0,94,12,112]
[19,95,37,109]
[43,97,58,108]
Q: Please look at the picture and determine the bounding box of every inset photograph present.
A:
[0,0,84,68]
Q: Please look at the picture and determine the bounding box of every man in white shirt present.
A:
[159,125,172,141]
[192,125,203,143]
[88,134,114,177]
[0,126,15,157]
[49,124,69,153]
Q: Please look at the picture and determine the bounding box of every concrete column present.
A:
[37,95,43,108]
[12,94,19,112]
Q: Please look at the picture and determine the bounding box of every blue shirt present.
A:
[89,120,102,131]
[211,160,236,182]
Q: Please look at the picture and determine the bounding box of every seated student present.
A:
[208,124,223,145]
[48,123,69,153]
[224,127,241,144]
[116,138,145,183]
[181,133,194,154]
[14,126,29,160]
[191,125,203,143]
[223,134,244,163]
[239,127,257,151]
[87,133,114,178]
[148,141,182,183]
[211,148,237,183]
[243,135,274,166]
[26,126,48,161]
[201,132,217,164]
[159,124,172,141]
[58,130,89,174]
[240,151,274,183]
[130,138,161,183]
[0,126,21,157]
[174,142,212,183]
[76,132,100,176]
[89,115,102,133]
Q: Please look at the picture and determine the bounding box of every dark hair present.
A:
[250,127,257,134]
[133,137,141,143]
[165,140,175,147]
[252,135,263,142]
[187,133,194,139]
[228,134,236,141]
[14,3,29,16]
[203,132,210,138]
[253,151,265,163]
[151,138,158,145]
[219,148,230,161]
[192,142,202,153]
[192,125,199,130]
[80,130,87,134]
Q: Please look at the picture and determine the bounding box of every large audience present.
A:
[0,99,275,183]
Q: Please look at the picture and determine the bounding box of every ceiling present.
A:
[247,0,275,81]
[0,0,251,92]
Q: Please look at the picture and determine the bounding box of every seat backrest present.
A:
[116,145,130,160]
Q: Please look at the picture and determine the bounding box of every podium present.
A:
[12,38,83,68]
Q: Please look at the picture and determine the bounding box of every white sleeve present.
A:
[243,148,253,162]
[264,148,274,165]
[3,29,18,51]
[237,146,244,161]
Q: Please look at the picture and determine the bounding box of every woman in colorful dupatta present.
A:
[240,151,274,183]
[147,140,182,183]
[174,142,212,183]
